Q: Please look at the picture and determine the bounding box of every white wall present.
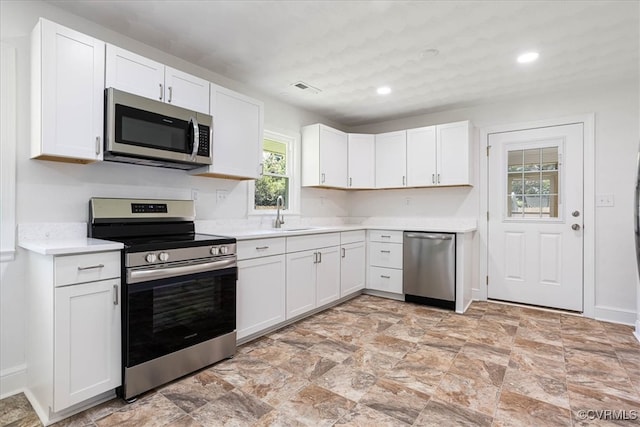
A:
[349,81,640,325]
[0,0,345,397]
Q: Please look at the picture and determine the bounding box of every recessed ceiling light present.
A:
[517,52,539,64]
[377,86,391,95]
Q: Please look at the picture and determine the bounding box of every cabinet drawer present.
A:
[369,242,403,269]
[237,237,286,260]
[287,232,340,253]
[341,230,365,245]
[55,251,120,287]
[368,266,403,294]
[368,229,403,243]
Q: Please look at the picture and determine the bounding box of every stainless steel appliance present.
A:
[89,198,236,401]
[403,231,456,310]
[104,88,212,169]
[635,142,640,280]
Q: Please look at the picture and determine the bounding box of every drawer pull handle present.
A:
[255,246,270,250]
[380,250,391,253]
[380,235,391,238]
[380,275,391,279]
[77,264,105,271]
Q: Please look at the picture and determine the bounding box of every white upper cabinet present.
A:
[406,126,437,186]
[105,45,209,114]
[375,130,407,188]
[437,121,473,186]
[191,83,264,179]
[105,45,164,101]
[31,18,105,163]
[347,134,375,189]
[302,124,348,188]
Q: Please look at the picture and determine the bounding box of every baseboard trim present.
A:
[594,305,636,326]
[472,288,483,301]
[634,319,640,343]
[0,363,26,399]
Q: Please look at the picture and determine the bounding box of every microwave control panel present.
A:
[198,124,211,157]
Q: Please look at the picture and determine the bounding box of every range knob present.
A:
[158,252,170,262]
[145,253,157,263]
[210,246,220,256]
[220,246,228,255]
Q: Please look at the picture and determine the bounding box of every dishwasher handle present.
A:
[404,233,453,240]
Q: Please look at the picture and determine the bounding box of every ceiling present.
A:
[46,0,639,127]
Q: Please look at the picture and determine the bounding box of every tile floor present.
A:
[2,295,640,426]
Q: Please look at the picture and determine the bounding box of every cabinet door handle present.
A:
[380,275,391,279]
[77,264,105,271]
[95,136,101,155]
[113,285,119,305]
[321,173,326,183]
[341,247,346,258]
[259,163,264,176]
[318,251,322,263]
[159,83,163,101]
[255,246,269,250]
[437,173,441,184]
[402,175,406,186]
[168,86,173,103]
[313,252,318,264]
[380,250,391,253]
[432,173,435,184]
[349,177,352,187]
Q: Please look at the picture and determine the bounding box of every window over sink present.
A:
[249,130,299,215]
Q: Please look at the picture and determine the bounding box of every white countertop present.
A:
[19,238,124,256]
[227,224,477,240]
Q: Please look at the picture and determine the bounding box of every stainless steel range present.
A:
[88,198,237,401]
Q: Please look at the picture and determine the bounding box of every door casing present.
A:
[478,114,595,317]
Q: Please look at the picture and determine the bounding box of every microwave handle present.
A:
[189,117,199,160]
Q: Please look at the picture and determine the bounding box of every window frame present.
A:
[248,130,300,216]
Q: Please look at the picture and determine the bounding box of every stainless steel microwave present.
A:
[104,88,212,170]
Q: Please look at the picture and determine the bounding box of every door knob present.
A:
[571,224,581,231]
[572,211,580,217]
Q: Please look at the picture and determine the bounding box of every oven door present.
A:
[124,261,236,368]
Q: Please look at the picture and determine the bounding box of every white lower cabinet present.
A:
[54,279,121,410]
[237,254,286,340]
[286,233,341,319]
[26,250,121,424]
[340,230,366,297]
[366,230,404,295]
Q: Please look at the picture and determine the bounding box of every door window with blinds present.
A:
[505,143,562,220]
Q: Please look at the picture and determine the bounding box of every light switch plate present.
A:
[596,194,614,207]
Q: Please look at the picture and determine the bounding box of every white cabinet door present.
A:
[319,125,348,188]
[198,83,264,179]
[407,126,437,187]
[340,241,365,297]
[54,278,121,411]
[347,134,375,189]
[164,66,210,114]
[34,18,105,162]
[316,246,341,307]
[286,250,317,319]
[375,131,407,188]
[105,44,164,101]
[437,121,471,186]
[237,255,286,339]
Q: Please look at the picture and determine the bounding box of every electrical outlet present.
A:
[596,194,614,207]
[216,190,228,204]
[405,197,412,205]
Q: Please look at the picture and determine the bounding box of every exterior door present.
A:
[488,124,584,311]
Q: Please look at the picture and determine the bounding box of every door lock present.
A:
[571,224,581,231]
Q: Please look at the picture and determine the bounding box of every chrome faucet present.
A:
[274,195,285,228]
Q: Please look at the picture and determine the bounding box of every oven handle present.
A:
[127,258,236,284]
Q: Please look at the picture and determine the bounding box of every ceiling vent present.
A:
[291,81,322,94]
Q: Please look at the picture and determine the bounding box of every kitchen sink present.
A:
[280,227,316,232]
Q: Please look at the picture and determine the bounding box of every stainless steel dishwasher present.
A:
[403,232,455,310]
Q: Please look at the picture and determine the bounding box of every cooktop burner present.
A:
[113,233,236,252]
